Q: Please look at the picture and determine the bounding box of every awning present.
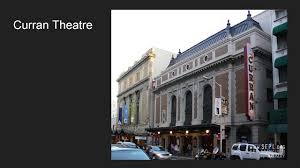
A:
[269,109,287,124]
[145,124,226,133]
[273,22,288,36]
[267,124,288,133]
[274,55,288,68]
[274,91,288,99]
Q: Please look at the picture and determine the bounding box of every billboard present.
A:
[244,43,255,121]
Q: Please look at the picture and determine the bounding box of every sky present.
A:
[111,10,265,112]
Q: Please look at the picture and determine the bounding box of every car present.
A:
[111,146,151,160]
[116,141,140,148]
[147,145,172,160]
[230,143,283,160]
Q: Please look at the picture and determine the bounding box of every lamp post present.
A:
[203,76,225,154]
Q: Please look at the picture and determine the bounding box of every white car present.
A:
[116,141,140,148]
[230,143,283,160]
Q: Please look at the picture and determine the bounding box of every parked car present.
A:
[111,146,151,160]
[230,143,283,160]
[116,141,140,148]
[147,145,172,160]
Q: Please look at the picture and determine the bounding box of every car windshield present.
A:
[152,146,165,151]
[111,150,150,160]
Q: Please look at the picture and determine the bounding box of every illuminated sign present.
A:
[244,43,255,121]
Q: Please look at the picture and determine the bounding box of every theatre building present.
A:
[115,48,174,146]
[146,11,273,156]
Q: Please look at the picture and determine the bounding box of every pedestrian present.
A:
[174,144,179,155]
[188,143,192,156]
[171,143,175,154]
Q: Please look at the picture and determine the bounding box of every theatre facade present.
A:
[146,12,274,156]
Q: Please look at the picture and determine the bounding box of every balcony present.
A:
[269,109,287,124]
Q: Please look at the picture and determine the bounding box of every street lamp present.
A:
[203,75,225,154]
[205,129,210,134]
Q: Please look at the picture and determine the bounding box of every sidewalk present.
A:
[170,155,194,160]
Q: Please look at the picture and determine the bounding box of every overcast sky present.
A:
[111,10,265,108]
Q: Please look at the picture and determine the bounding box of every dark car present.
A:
[147,145,172,160]
[111,146,151,160]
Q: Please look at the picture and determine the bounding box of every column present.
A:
[227,126,236,158]
[198,82,203,122]
[167,93,172,126]
[251,125,259,144]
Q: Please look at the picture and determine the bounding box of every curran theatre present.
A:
[146,11,274,156]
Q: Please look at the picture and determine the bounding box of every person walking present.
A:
[174,144,179,155]
[187,143,192,156]
[171,143,175,154]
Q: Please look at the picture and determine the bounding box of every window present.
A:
[204,55,208,62]
[267,88,273,102]
[232,145,238,150]
[277,34,287,50]
[129,77,133,86]
[186,64,190,70]
[247,145,256,152]
[266,69,273,79]
[123,81,127,90]
[136,72,140,82]
[240,145,247,151]
[275,10,287,19]
[278,66,287,83]
[143,64,148,77]
[278,98,287,109]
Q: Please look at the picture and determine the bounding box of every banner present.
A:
[244,43,255,121]
[123,105,128,124]
[215,97,222,115]
[118,107,122,125]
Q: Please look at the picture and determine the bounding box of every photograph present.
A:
[111,10,288,160]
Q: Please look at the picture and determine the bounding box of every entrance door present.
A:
[183,136,192,156]
[201,135,213,150]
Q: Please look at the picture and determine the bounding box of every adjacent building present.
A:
[111,100,117,131]
[146,11,274,156]
[116,47,174,146]
[268,9,288,150]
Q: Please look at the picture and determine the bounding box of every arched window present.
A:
[170,95,177,127]
[184,90,192,125]
[203,85,212,124]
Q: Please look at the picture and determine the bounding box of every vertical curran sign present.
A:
[244,43,255,121]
